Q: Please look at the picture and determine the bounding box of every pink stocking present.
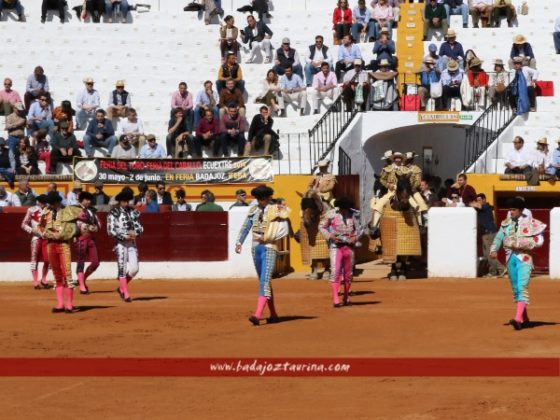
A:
[65,287,74,310]
[267,294,278,318]
[254,296,268,320]
[119,277,130,299]
[515,302,526,323]
[55,285,64,309]
[32,270,39,287]
[77,272,87,292]
[331,282,341,305]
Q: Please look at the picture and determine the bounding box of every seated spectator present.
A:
[76,77,100,130]
[444,0,468,29]
[50,121,81,173]
[200,0,220,25]
[0,185,21,207]
[351,0,374,43]
[106,0,131,23]
[93,180,111,206]
[47,182,67,205]
[463,49,480,72]
[423,0,448,41]
[509,56,538,113]
[14,178,36,207]
[470,0,493,28]
[335,34,363,83]
[117,107,145,153]
[5,102,26,153]
[273,38,303,78]
[372,0,394,40]
[445,191,464,207]
[236,0,270,20]
[0,78,22,116]
[196,189,224,211]
[139,134,166,159]
[441,59,464,111]
[311,62,339,114]
[73,0,105,23]
[111,135,137,159]
[342,59,370,112]
[24,66,49,112]
[218,78,245,118]
[533,137,555,177]
[26,94,54,137]
[144,190,160,213]
[166,108,193,159]
[156,181,173,205]
[418,57,440,110]
[370,59,399,111]
[438,30,464,72]
[31,128,51,174]
[422,43,441,70]
[66,181,82,206]
[83,109,117,157]
[52,100,75,134]
[41,0,66,23]
[420,178,437,207]
[172,189,192,211]
[133,181,148,205]
[447,173,476,207]
[508,34,536,70]
[219,15,240,62]
[0,0,25,22]
[555,16,560,54]
[256,69,280,114]
[492,0,515,28]
[371,0,402,23]
[193,81,219,129]
[278,64,307,117]
[551,138,560,179]
[304,35,333,88]
[488,58,509,105]
[332,0,352,44]
[107,80,131,121]
[229,188,249,209]
[15,137,40,176]
[217,104,247,157]
[247,105,278,155]
[217,53,245,93]
[170,82,194,125]
[0,137,16,188]
[194,108,220,158]
[504,136,533,175]
[460,57,488,111]
[370,28,396,71]
[241,14,273,64]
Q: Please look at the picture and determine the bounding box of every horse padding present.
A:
[299,219,330,266]
[380,206,421,263]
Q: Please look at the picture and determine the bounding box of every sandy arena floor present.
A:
[1,276,560,419]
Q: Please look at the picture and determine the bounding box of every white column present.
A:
[549,208,560,279]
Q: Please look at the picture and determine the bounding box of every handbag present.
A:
[405,84,418,95]
[430,81,442,98]
[372,80,385,102]
[401,95,420,111]
[495,82,506,93]
[535,81,554,96]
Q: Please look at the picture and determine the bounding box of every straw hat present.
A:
[83,77,95,84]
[447,60,459,71]
[318,159,330,167]
[378,58,391,67]
[493,58,504,66]
[445,29,457,38]
[353,58,362,66]
[381,150,393,161]
[537,137,548,146]
[115,80,125,87]
[513,34,527,44]
[470,57,482,67]
[391,151,405,160]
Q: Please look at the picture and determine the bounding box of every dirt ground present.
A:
[1,276,560,420]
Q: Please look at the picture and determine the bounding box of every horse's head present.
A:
[301,196,321,228]
[392,174,412,211]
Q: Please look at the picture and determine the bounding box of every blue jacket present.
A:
[86,118,115,140]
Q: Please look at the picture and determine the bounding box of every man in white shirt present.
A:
[117,108,145,153]
[311,62,339,115]
[66,181,83,206]
[0,185,21,207]
[554,16,560,54]
[505,136,533,176]
[76,77,100,130]
[304,35,333,87]
[278,64,307,117]
[139,134,166,159]
[341,59,370,112]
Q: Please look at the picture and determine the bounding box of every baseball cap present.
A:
[428,43,437,52]
[235,189,247,196]
[282,37,290,44]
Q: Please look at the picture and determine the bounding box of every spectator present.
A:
[139,134,166,159]
[492,0,515,28]
[247,105,278,155]
[241,14,273,64]
[311,62,339,115]
[26,94,54,137]
[304,35,333,88]
[218,78,245,118]
[420,178,437,207]
[111,135,137,159]
[46,182,66,205]
[73,0,105,23]
[422,43,441,70]
[52,100,75,134]
[504,136,533,175]
[351,0,374,43]
[83,109,117,157]
[217,104,247,157]
[194,108,220,158]
[144,190,160,213]
[200,0,219,25]
[342,59,369,112]
[5,102,26,153]
[217,52,245,93]
[106,0,130,23]
[370,59,399,111]
[219,15,240,62]
[444,0,468,28]
[472,193,506,277]
[41,0,66,23]
[236,0,270,20]
[278,64,307,117]
[554,16,560,54]
[166,108,193,159]
[256,69,280,114]
[24,66,49,112]
[332,0,352,44]
[117,108,145,153]
[31,128,51,174]
[509,56,538,113]
[170,82,194,125]
[14,178,36,206]
[551,138,560,179]
[66,181,83,206]
[423,0,448,41]
[50,121,81,173]
[172,189,192,211]
[229,188,249,209]
[155,181,173,205]
[76,77,100,130]
[133,181,148,205]
[0,78,22,116]
[508,34,536,70]
[470,0,493,28]
[371,0,402,23]
[461,57,488,111]
[335,34,363,83]
[488,58,509,106]
[0,185,21,207]
[372,0,394,40]
[370,28,396,71]
[0,0,25,22]
[196,189,224,211]
[441,59,464,111]
[438,29,463,72]
[107,80,131,121]
[0,137,16,188]
[534,138,555,177]
[193,81,219,129]
[15,137,40,176]
[93,180,110,206]
[418,57,440,110]
[447,173,476,207]
[273,38,303,78]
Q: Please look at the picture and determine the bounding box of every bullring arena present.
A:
[1,0,560,418]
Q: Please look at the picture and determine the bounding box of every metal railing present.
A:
[273,131,311,175]
[338,147,352,175]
